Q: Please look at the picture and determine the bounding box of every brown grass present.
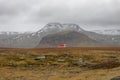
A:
[0,47,120,80]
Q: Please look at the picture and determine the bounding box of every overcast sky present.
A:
[0,0,120,32]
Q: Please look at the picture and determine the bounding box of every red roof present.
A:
[58,44,66,47]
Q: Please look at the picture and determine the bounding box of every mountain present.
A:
[37,31,99,47]
[82,31,120,46]
[92,29,120,35]
[0,32,33,48]
[0,23,85,48]
[0,23,120,48]
[32,23,84,37]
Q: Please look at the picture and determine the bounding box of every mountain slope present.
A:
[92,29,120,35]
[0,23,120,48]
[37,31,100,47]
[83,31,120,46]
[0,23,85,48]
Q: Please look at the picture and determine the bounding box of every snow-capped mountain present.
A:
[0,23,120,48]
[92,29,120,35]
[30,23,84,40]
[0,32,23,35]
[40,23,84,32]
[0,23,85,48]
[34,23,84,36]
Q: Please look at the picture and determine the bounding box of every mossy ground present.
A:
[0,47,120,80]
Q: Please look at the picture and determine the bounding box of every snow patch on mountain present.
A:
[37,23,84,33]
[92,29,120,35]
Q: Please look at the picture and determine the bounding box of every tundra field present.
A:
[0,47,120,80]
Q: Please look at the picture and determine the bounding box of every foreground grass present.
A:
[0,47,120,80]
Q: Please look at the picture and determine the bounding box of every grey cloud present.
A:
[0,0,120,32]
[29,0,120,25]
